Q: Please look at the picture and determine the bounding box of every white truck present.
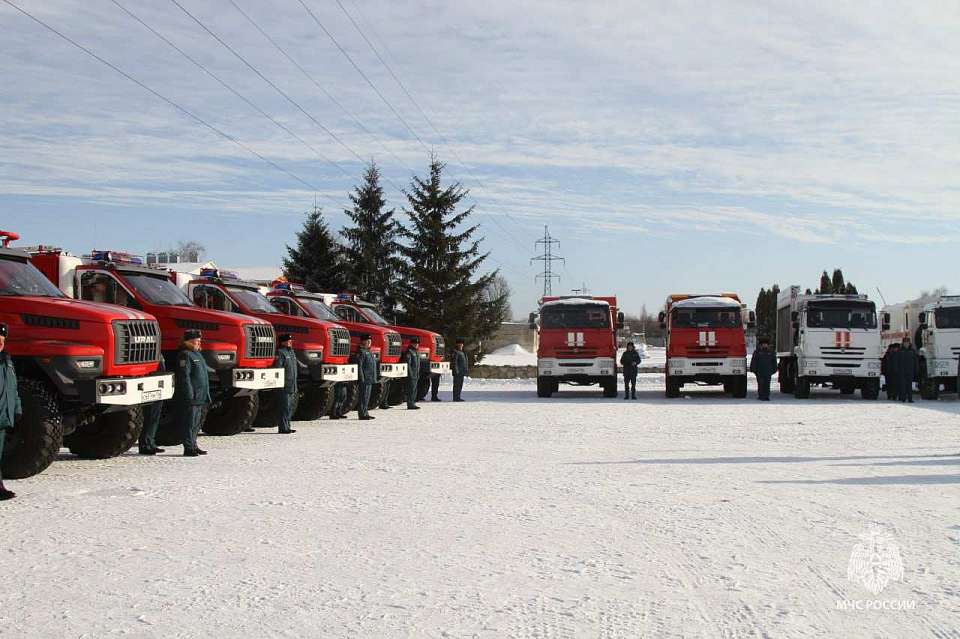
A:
[882,295,960,399]
[776,286,885,399]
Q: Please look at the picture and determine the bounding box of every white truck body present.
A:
[882,295,960,398]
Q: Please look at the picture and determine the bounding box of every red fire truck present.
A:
[181,269,357,422]
[321,293,449,404]
[30,248,283,442]
[658,293,754,398]
[0,231,173,478]
[529,295,624,398]
[266,283,406,411]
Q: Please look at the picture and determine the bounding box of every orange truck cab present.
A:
[181,269,357,421]
[266,284,406,410]
[530,295,624,398]
[658,293,754,398]
[0,231,173,478]
[29,248,284,441]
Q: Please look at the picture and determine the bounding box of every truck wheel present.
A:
[536,377,554,398]
[665,376,681,398]
[778,360,795,394]
[344,382,360,413]
[601,378,618,398]
[731,377,747,398]
[387,381,406,406]
[1,378,64,479]
[65,407,143,459]
[203,393,258,436]
[369,382,386,409]
[255,389,301,427]
[794,376,811,399]
[292,385,330,421]
[155,401,183,446]
[861,379,880,400]
[415,373,431,402]
[919,369,940,400]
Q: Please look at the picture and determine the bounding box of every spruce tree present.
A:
[396,157,508,358]
[818,270,832,294]
[282,205,348,292]
[340,162,403,316]
[831,269,846,294]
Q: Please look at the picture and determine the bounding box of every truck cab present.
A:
[658,294,751,398]
[184,269,356,420]
[530,296,623,398]
[777,286,883,399]
[30,249,284,439]
[1,232,173,478]
[266,284,406,410]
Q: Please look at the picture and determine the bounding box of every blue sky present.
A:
[2,0,958,317]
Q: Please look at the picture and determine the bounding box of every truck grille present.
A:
[244,323,276,360]
[328,327,351,358]
[113,319,161,365]
[434,335,445,358]
[386,332,402,359]
[686,345,730,357]
[819,346,865,360]
[555,348,598,358]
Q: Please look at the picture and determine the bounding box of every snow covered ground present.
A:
[2,378,959,637]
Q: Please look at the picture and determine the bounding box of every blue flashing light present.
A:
[199,267,220,279]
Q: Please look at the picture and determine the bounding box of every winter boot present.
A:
[0,483,15,501]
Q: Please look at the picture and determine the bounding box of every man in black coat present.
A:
[619,342,642,400]
[898,338,918,403]
[274,333,298,433]
[749,337,778,401]
[883,343,901,401]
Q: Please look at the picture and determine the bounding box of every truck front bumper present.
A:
[430,361,451,375]
[798,358,879,381]
[380,363,408,378]
[929,358,960,379]
[668,357,745,379]
[538,358,616,379]
[93,372,175,406]
[231,367,285,390]
[321,363,357,383]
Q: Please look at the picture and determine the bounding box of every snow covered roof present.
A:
[540,298,609,309]
[672,296,741,309]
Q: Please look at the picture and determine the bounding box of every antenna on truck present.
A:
[876,287,888,306]
[531,225,564,297]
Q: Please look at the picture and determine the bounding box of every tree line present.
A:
[282,157,510,361]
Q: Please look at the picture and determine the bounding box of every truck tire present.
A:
[65,407,143,459]
[415,373,431,402]
[919,368,940,400]
[293,385,330,421]
[1,378,64,479]
[794,376,811,399]
[861,379,880,400]
[386,380,406,406]
[779,360,795,394]
[601,378,618,398]
[369,381,386,409]
[344,381,360,413]
[255,389,301,427]
[665,376,681,398]
[202,393,258,436]
[731,377,747,398]
[536,377,554,398]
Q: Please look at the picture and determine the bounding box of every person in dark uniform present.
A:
[883,343,901,401]
[175,329,211,456]
[138,356,166,455]
[357,334,377,420]
[429,371,441,402]
[329,382,348,420]
[750,337,778,401]
[620,342,642,400]
[404,337,421,410]
[275,333,297,434]
[898,337,919,403]
[451,338,468,402]
[0,323,22,500]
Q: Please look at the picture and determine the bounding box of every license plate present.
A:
[700,368,716,373]
[569,368,584,374]
[141,390,161,402]
[834,369,853,376]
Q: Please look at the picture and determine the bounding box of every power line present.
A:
[530,225,564,297]
[226,0,415,180]
[332,0,485,189]
[108,0,346,181]
[294,0,430,154]
[0,0,335,202]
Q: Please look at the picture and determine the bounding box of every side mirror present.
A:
[528,312,536,330]
[917,312,926,327]
[882,312,891,332]
[747,310,756,329]
[791,311,799,323]
[658,311,666,330]
[616,311,625,330]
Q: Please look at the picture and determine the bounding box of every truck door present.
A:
[78,270,140,310]
[334,305,363,323]
[191,284,237,313]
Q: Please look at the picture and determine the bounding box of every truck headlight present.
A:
[217,353,233,362]
[307,351,321,359]
[77,359,98,369]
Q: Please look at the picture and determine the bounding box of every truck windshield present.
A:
[541,305,610,329]
[0,258,65,298]
[806,301,877,329]
[124,273,193,306]
[935,306,960,329]
[358,305,390,325]
[300,298,341,322]
[226,286,277,313]
[671,308,741,328]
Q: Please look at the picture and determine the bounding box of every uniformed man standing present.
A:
[451,338,468,402]
[429,372,442,402]
[138,356,166,455]
[883,343,902,401]
[619,342,642,400]
[175,329,211,456]
[404,337,421,410]
[749,337,778,401]
[275,333,297,434]
[357,334,377,421]
[0,323,22,501]
[898,337,919,403]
